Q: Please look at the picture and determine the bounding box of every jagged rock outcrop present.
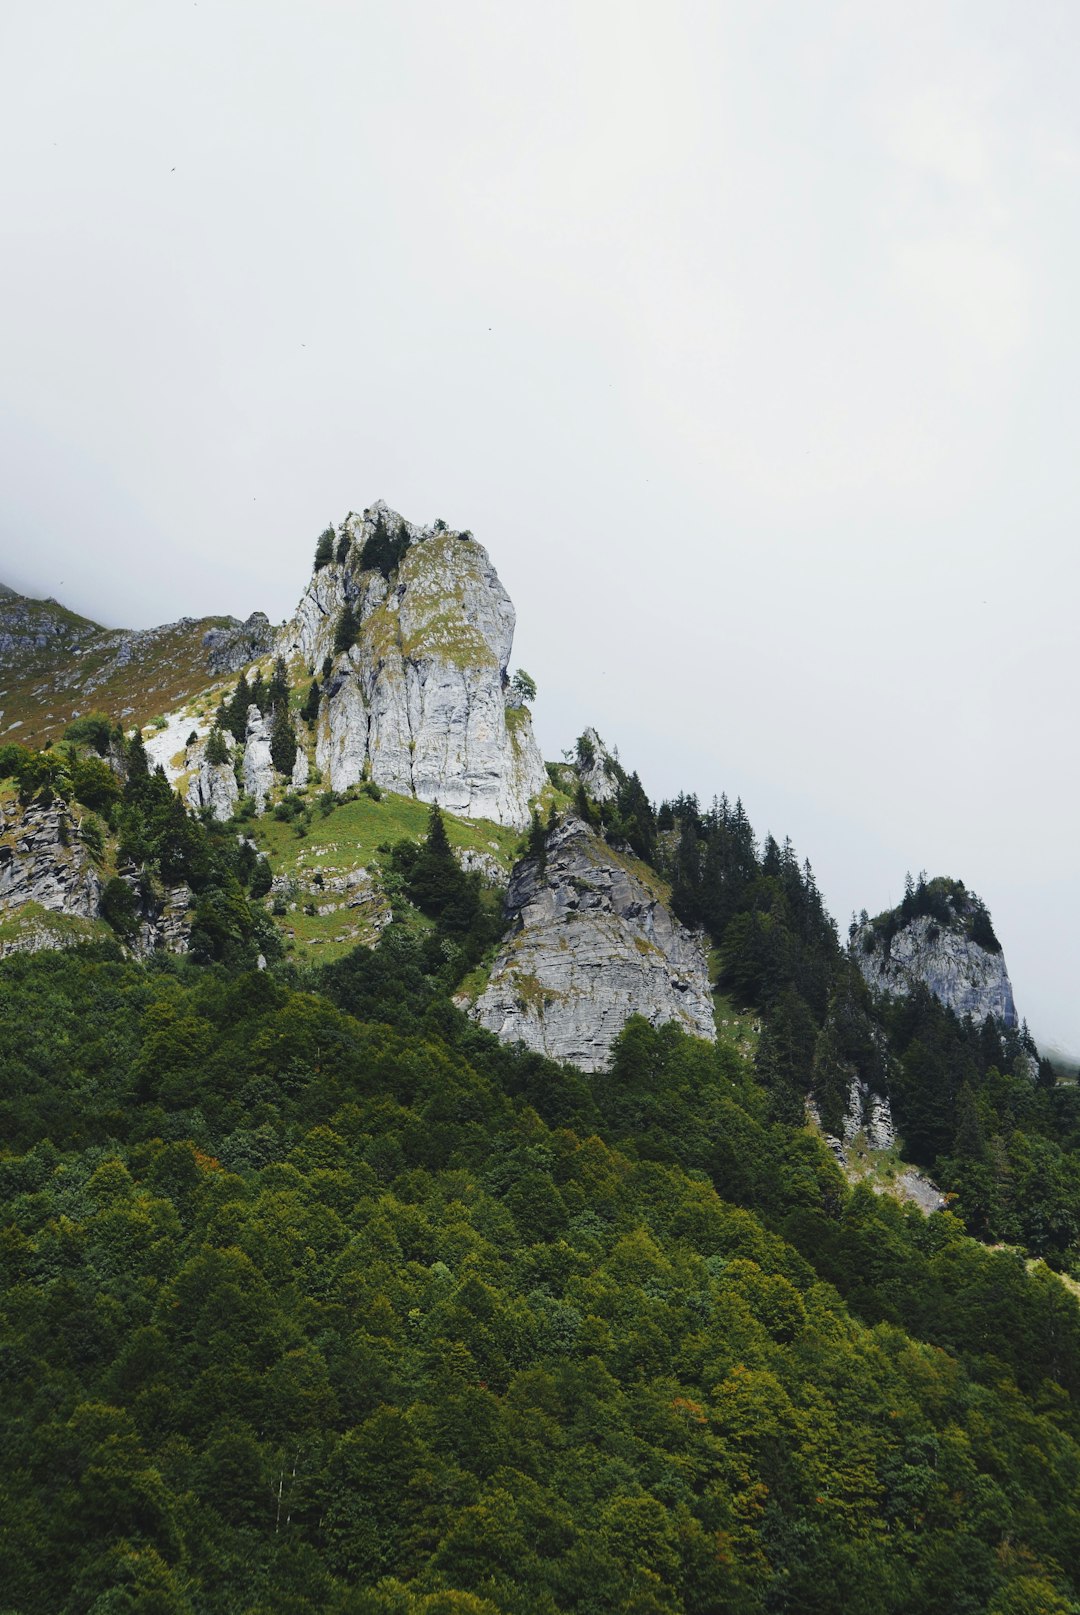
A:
[0,796,102,921]
[202,612,273,675]
[852,878,1017,1027]
[187,756,240,821]
[576,728,622,803]
[470,816,715,1071]
[243,706,275,811]
[279,504,546,828]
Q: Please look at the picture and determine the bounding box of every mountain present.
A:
[4,504,1080,1615]
[852,875,1018,1028]
[0,582,273,753]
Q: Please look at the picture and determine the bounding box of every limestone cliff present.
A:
[852,877,1018,1027]
[280,504,546,828]
[470,816,716,1071]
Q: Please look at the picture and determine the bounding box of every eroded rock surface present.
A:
[470,817,715,1071]
[280,504,546,827]
[0,797,102,922]
[853,888,1018,1027]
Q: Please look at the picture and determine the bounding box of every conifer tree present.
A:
[205,726,229,767]
[267,655,290,712]
[224,673,252,742]
[269,705,298,778]
[333,602,358,656]
[301,680,321,725]
[313,528,334,570]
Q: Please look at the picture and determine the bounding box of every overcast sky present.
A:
[1,1,1078,1051]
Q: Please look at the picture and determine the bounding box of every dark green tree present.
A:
[313,528,334,570]
[333,602,358,656]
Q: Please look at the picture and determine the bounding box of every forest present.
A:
[2,731,1080,1612]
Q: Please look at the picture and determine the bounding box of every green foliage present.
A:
[220,673,251,744]
[99,874,139,938]
[204,726,229,767]
[314,527,335,570]
[508,668,537,704]
[62,712,115,755]
[301,679,321,725]
[361,512,411,580]
[1,946,1080,1614]
[269,704,298,778]
[334,601,359,656]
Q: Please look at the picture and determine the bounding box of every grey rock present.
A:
[243,705,275,812]
[577,727,622,803]
[470,816,715,1071]
[187,757,239,821]
[852,891,1018,1027]
[202,611,274,674]
[279,504,546,828]
[0,797,102,921]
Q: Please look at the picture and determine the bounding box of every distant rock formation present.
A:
[280,503,546,827]
[470,816,715,1071]
[852,877,1018,1027]
[576,728,622,803]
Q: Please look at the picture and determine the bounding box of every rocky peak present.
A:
[575,728,623,803]
[279,505,546,827]
[851,876,1018,1027]
[469,815,716,1070]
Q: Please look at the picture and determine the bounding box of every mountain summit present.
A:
[279,503,545,827]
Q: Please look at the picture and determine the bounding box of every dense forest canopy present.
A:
[3,729,1080,1612]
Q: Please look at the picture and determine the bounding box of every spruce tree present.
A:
[267,655,290,712]
[333,601,358,656]
[301,680,321,725]
[205,726,229,766]
[224,673,252,742]
[313,528,334,570]
[269,705,298,778]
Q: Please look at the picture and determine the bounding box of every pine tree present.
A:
[267,655,289,712]
[269,705,298,778]
[334,602,358,656]
[301,680,321,725]
[224,673,252,742]
[313,528,334,570]
[335,530,350,565]
[249,670,266,715]
[205,727,229,766]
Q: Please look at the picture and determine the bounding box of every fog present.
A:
[1,1,1077,1049]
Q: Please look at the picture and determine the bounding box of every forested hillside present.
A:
[3,922,1080,1613]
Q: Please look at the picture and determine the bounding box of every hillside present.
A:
[3,506,1080,1613]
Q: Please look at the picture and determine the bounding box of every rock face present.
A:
[852,880,1017,1027]
[187,756,239,821]
[242,706,275,812]
[279,505,546,828]
[470,817,716,1071]
[576,728,622,803]
[0,796,102,922]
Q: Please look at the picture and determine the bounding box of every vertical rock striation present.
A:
[279,504,546,827]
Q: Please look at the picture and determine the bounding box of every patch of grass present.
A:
[0,901,113,952]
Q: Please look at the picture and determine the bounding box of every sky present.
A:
[1,1,1078,1051]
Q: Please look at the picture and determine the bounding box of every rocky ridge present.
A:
[853,880,1018,1027]
[470,816,716,1071]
